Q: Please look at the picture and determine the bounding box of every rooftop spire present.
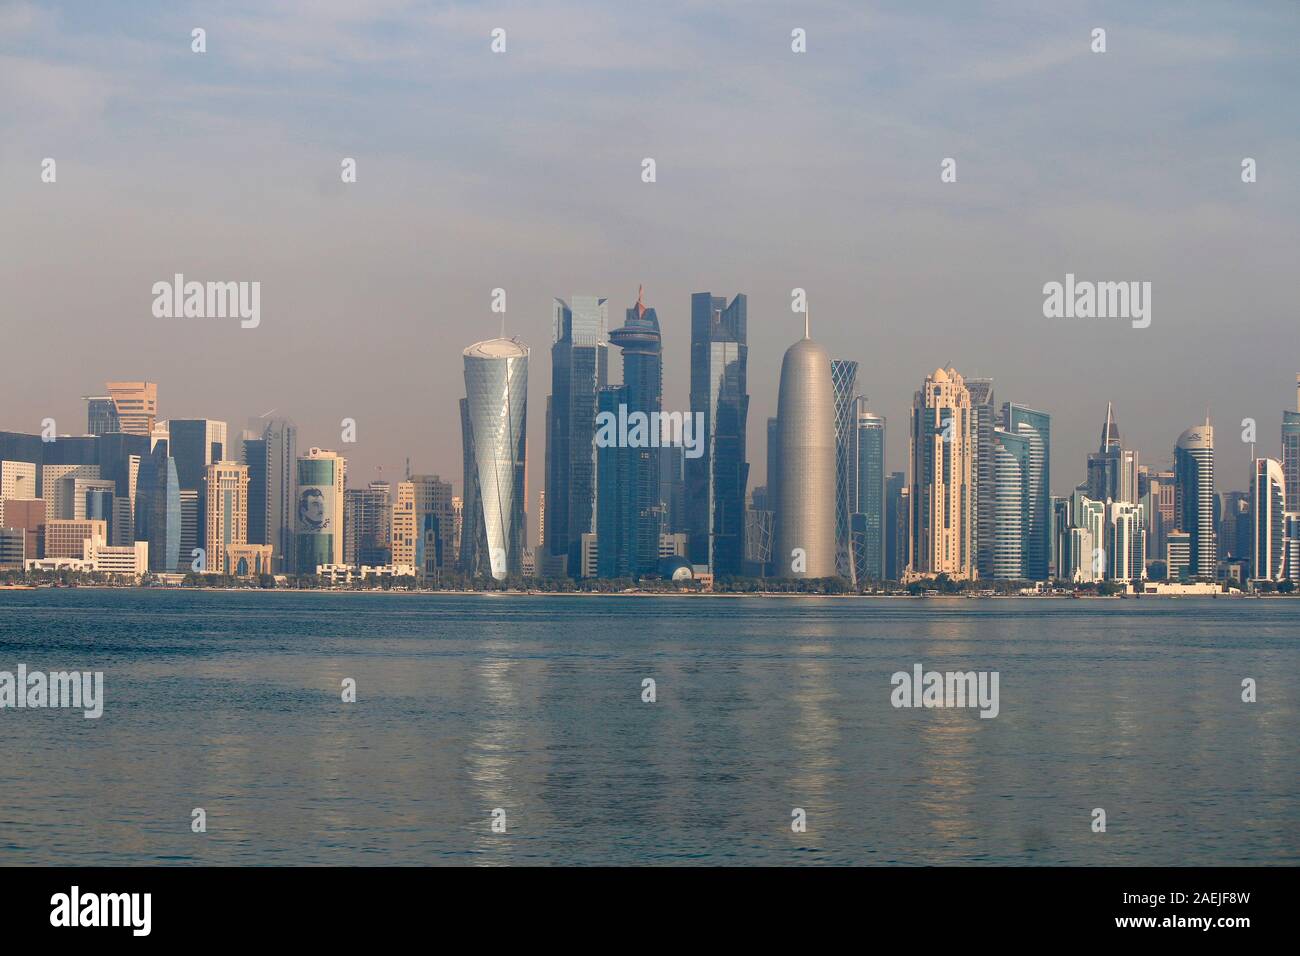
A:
[635,284,646,318]
[804,302,810,340]
[1100,401,1120,451]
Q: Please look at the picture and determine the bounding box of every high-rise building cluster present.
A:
[4,316,1299,592]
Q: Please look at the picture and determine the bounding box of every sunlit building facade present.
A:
[1251,457,1285,582]
[461,337,529,580]
[774,321,836,579]
[295,448,345,573]
[1175,422,1216,579]
[1003,402,1052,580]
[909,367,974,580]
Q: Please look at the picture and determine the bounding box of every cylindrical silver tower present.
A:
[462,337,529,580]
[774,331,838,578]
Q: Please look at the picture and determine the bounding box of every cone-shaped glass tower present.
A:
[460,337,529,580]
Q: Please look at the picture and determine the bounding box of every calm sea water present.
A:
[0,589,1295,866]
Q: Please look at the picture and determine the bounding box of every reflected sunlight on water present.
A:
[0,591,1295,865]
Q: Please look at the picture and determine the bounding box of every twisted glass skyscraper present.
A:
[461,337,529,580]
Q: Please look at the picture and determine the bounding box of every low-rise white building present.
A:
[25,537,148,577]
[1131,581,1223,596]
[317,563,417,586]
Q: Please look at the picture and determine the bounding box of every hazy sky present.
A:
[3,1,1298,523]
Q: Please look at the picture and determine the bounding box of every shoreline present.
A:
[1,585,1270,599]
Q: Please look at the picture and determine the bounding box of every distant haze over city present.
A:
[3,0,1298,513]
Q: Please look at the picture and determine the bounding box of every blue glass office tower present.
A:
[966,378,996,579]
[885,471,908,581]
[85,397,120,436]
[84,487,115,539]
[607,288,663,576]
[135,447,181,572]
[1002,402,1051,581]
[851,398,885,581]
[243,436,268,549]
[545,297,608,576]
[168,419,227,559]
[1282,408,1300,513]
[596,385,630,579]
[687,292,748,575]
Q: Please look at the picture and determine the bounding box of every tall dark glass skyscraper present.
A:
[167,419,227,560]
[242,435,268,549]
[851,398,885,581]
[765,417,780,525]
[659,445,685,534]
[545,296,608,576]
[601,287,662,576]
[134,446,181,572]
[242,417,298,572]
[596,385,629,579]
[966,378,996,579]
[1281,384,1300,513]
[687,292,748,575]
[885,471,908,581]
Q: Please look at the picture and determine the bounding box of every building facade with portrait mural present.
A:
[296,447,346,574]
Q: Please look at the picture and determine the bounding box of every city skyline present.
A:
[8,356,1300,588]
[5,342,1299,529]
[6,293,1298,510]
